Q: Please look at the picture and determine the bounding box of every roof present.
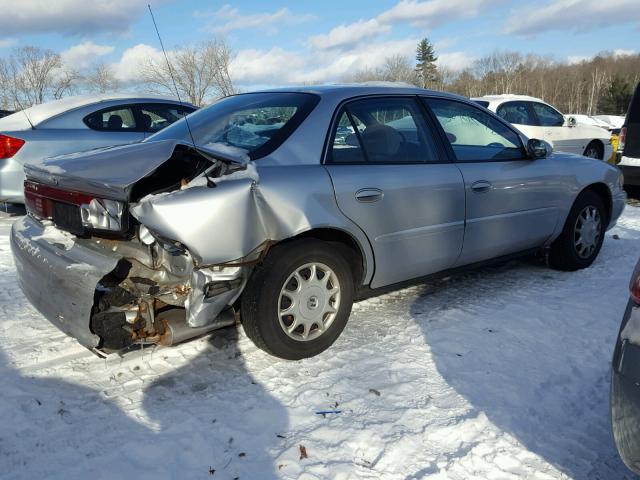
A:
[0,93,193,130]
[472,94,543,103]
[252,83,467,102]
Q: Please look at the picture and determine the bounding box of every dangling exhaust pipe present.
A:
[157,308,237,346]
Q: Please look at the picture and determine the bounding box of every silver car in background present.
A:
[10,85,626,359]
[0,93,196,203]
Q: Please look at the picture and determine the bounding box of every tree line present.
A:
[347,38,640,116]
[1,38,638,115]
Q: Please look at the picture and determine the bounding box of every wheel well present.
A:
[585,139,604,155]
[278,228,366,285]
[582,182,612,223]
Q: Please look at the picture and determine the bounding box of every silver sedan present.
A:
[10,85,626,359]
[0,93,196,203]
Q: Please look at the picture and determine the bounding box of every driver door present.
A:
[424,97,563,266]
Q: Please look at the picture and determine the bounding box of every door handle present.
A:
[355,188,384,203]
[471,180,492,193]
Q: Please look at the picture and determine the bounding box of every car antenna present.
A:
[147,4,197,149]
[11,91,35,130]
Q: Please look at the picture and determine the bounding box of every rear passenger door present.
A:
[324,96,466,288]
[424,97,563,266]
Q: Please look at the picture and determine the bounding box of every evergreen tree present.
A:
[415,38,439,89]
[599,75,633,114]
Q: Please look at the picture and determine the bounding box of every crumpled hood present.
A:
[23,139,187,200]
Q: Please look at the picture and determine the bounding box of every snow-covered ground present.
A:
[1,204,639,480]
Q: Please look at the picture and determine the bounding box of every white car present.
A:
[473,95,613,160]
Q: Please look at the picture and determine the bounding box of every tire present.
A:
[240,239,355,360]
[584,141,604,160]
[549,190,607,271]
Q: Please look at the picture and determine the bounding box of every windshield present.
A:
[146,92,320,161]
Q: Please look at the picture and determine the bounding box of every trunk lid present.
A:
[23,139,185,201]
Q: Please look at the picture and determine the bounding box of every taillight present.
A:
[0,134,25,159]
[618,126,626,153]
[631,260,640,305]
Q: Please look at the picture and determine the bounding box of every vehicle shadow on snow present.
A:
[0,329,287,479]
[407,248,631,478]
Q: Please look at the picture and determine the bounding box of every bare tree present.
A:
[10,46,63,105]
[85,63,120,93]
[142,40,235,106]
[344,55,418,86]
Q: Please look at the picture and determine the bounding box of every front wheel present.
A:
[241,239,354,360]
[549,190,606,271]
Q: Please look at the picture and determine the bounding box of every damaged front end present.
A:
[12,140,261,353]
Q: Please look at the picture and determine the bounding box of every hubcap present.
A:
[574,206,602,259]
[278,262,341,342]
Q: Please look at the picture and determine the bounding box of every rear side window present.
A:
[148,92,319,161]
[139,104,196,133]
[497,101,537,126]
[426,98,524,162]
[531,102,564,127]
[329,97,438,164]
[84,107,137,131]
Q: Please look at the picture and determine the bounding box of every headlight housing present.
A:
[80,198,125,232]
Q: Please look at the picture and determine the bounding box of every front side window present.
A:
[496,101,537,126]
[139,104,196,133]
[85,107,137,131]
[329,97,438,164]
[531,102,564,127]
[147,92,319,160]
[426,98,524,162]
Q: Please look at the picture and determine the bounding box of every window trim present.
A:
[322,94,451,166]
[420,96,529,164]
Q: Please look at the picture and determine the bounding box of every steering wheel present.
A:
[487,142,504,148]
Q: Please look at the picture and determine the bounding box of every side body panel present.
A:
[131,164,376,285]
[455,158,564,265]
[326,164,465,288]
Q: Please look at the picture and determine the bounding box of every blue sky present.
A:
[1,0,639,89]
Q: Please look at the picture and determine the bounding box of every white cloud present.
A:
[231,37,476,87]
[230,47,307,84]
[614,48,637,57]
[309,0,496,51]
[505,0,640,35]
[436,51,477,70]
[378,0,500,28]
[567,55,591,64]
[308,19,391,50]
[0,0,166,35]
[0,38,17,49]
[112,44,163,83]
[197,5,314,35]
[60,42,114,70]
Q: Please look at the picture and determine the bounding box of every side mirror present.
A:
[527,138,549,159]
[566,116,577,127]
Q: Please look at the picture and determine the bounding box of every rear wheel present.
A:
[549,190,606,271]
[584,141,604,160]
[241,239,354,360]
